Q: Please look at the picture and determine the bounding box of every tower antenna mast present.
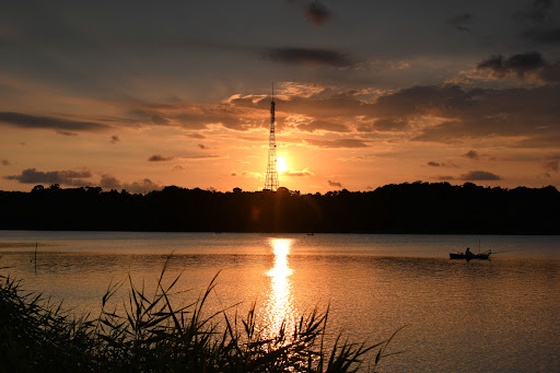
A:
[264,83,279,191]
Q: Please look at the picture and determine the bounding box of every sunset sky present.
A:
[1,0,560,193]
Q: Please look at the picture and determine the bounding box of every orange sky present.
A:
[1,1,559,193]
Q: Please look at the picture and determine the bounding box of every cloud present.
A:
[448,13,475,32]
[0,112,109,131]
[233,170,262,180]
[100,174,160,193]
[464,150,479,160]
[4,168,92,185]
[99,174,121,190]
[540,61,560,82]
[544,155,560,172]
[514,0,554,24]
[514,0,560,43]
[1,159,10,166]
[524,27,560,43]
[305,138,368,148]
[304,1,332,26]
[183,153,220,159]
[436,175,456,181]
[128,101,262,132]
[477,52,546,78]
[297,120,350,132]
[327,179,342,188]
[56,130,78,136]
[378,84,560,148]
[371,118,408,132]
[459,170,502,181]
[286,168,314,176]
[124,179,160,193]
[544,159,559,172]
[4,169,160,193]
[266,47,355,68]
[148,154,174,162]
[129,109,172,126]
[110,135,120,144]
[427,161,457,168]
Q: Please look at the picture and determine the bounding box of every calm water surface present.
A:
[1,231,559,372]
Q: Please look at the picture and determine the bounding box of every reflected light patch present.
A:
[264,238,295,337]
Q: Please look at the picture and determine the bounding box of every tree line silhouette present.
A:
[0,182,558,234]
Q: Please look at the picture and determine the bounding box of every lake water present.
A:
[1,231,559,372]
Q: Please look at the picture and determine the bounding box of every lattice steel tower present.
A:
[264,84,279,191]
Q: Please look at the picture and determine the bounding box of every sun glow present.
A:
[277,157,288,174]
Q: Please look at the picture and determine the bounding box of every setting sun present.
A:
[277,157,288,174]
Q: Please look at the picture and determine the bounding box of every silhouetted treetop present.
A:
[0,182,558,234]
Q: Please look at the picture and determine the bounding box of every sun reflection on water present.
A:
[264,238,295,336]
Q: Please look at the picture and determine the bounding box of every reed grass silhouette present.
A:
[0,259,400,372]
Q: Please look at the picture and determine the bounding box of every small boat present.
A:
[449,249,491,260]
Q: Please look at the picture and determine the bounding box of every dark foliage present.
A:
[0,182,558,234]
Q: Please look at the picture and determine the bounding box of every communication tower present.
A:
[264,84,279,191]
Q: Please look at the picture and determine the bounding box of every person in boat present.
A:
[465,247,475,259]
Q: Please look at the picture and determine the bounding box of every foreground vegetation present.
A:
[0,266,399,372]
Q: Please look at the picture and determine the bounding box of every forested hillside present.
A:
[1,182,558,234]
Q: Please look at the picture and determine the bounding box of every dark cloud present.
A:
[436,175,456,181]
[100,174,160,193]
[514,0,554,23]
[464,150,479,160]
[477,52,546,77]
[327,179,342,188]
[448,13,475,32]
[371,118,409,132]
[460,170,502,181]
[540,60,560,82]
[514,0,560,43]
[374,85,560,148]
[305,138,368,148]
[129,109,172,126]
[56,130,78,136]
[305,1,332,26]
[124,179,159,194]
[276,95,368,118]
[126,101,254,132]
[266,47,355,68]
[4,168,92,185]
[524,27,560,43]
[0,112,109,131]
[100,174,121,190]
[427,161,457,168]
[198,144,207,149]
[148,154,174,162]
[297,120,349,132]
[110,135,120,144]
[1,159,10,166]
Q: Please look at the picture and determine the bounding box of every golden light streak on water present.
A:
[264,238,295,337]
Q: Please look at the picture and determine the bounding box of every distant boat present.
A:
[449,249,491,260]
